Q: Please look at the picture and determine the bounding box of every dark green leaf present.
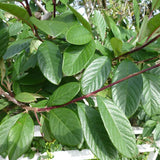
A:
[97,97,138,158]
[47,82,80,106]
[37,41,62,85]
[81,56,111,95]
[112,60,143,117]
[15,92,36,103]
[8,113,34,160]
[0,99,9,110]
[66,24,92,45]
[62,40,95,76]
[49,108,83,146]
[77,102,117,160]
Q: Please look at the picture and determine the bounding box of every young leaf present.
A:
[66,24,92,45]
[142,66,160,116]
[62,40,95,76]
[133,0,140,30]
[0,3,33,28]
[97,97,138,158]
[49,108,83,146]
[30,17,67,37]
[68,5,92,32]
[15,92,36,103]
[47,82,80,106]
[8,113,34,160]
[92,10,106,41]
[3,39,32,60]
[37,41,62,85]
[0,19,9,58]
[0,113,23,154]
[77,102,117,160]
[112,60,143,117]
[81,56,111,95]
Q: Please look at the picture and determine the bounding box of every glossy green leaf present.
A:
[47,82,80,106]
[8,113,34,160]
[62,40,95,76]
[152,0,160,10]
[112,60,143,117]
[49,108,83,146]
[0,99,9,110]
[0,3,33,28]
[68,5,92,32]
[0,19,9,58]
[97,97,138,158]
[77,102,117,160]
[3,39,32,60]
[0,114,22,153]
[81,56,111,95]
[142,66,160,116]
[93,10,106,41]
[15,92,36,103]
[30,17,67,37]
[66,24,92,45]
[37,41,62,85]
[133,0,140,30]
[110,37,123,57]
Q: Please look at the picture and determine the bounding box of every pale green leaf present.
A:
[133,0,140,30]
[15,92,36,103]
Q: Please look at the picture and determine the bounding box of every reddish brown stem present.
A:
[37,63,160,112]
[34,110,42,126]
[52,0,56,18]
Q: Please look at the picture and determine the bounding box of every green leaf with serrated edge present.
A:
[154,123,160,140]
[0,99,9,110]
[133,0,140,30]
[62,40,95,76]
[40,114,55,142]
[81,56,111,95]
[152,0,160,10]
[104,13,122,40]
[142,66,160,116]
[97,97,138,158]
[0,3,33,28]
[47,82,80,106]
[110,37,123,57]
[3,39,32,60]
[0,113,23,153]
[77,103,117,160]
[68,5,92,32]
[93,10,106,41]
[112,60,143,117]
[0,19,9,58]
[8,113,34,160]
[15,92,36,103]
[30,17,67,37]
[49,108,83,146]
[37,41,62,85]
[66,24,92,45]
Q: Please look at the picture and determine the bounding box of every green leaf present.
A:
[0,99,9,110]
[30,17,67,37]
[62,40,95,76]
[15,92,36,103]
[154,123,160,140]
[37,41,62,85]
[97,97,138,158]
[66,24,92,45]
[0,19,9,58]
[3,39,32,60]
[0,3,33,28]
[110,37,123,57]
[68,5,92,32]
[47,82,80,106]
[92,10,106,41]
[142,66,160,116]
[0,113,22,153]
[133,0,140,30]
[77,102,117,160]
[49,108,83,146]
[81,56,111,95]
[112,60,143,117]
[31,100,48,108]
[8,113,34,160]
[152,0,160,10]
[142,126,155,137]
